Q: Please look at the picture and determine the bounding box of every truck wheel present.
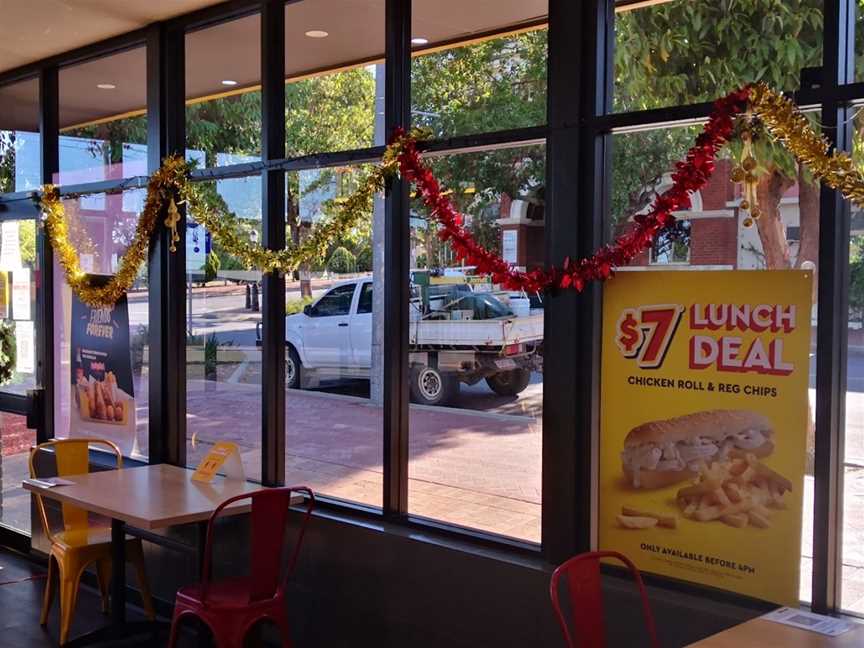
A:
[410,366,458,406]
[286,345,302,390]
[486,368,531,396]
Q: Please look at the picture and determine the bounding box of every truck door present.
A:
[302,282,356,367]
[351,281,373,368]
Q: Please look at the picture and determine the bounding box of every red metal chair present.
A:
[168,486,315,648]
[549,551,659,648]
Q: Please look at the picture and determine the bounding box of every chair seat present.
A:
[53,527,139,549]
[177,577,281,610]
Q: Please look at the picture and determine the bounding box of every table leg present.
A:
[110,518,126,625]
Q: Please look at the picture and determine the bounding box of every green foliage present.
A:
[614,0,823,113]
[286,295,314,315]
[355,243,373,272]
[187,93,262,167]
[327,246,356,274]
[411,30,547,138]
[19,220,35,267]
[203,250,221,283]
[286,69,376,156]
[203,333,219,380]
[0,131,17,194]
[611,0,824,265]
[0,320,16,386]
[851,236,864,324]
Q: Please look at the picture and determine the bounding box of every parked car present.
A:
[259,277,544,406]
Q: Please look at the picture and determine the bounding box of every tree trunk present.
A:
[754,168,795,270]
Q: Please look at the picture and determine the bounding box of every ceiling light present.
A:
[96,83,116,90]
[221,79,238,86]
[305,30,329,38]
[411,37,429,45]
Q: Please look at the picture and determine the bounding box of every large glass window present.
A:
[284,1,383,156]
[186,13,261,167]
[841,107,864,614]
[58,47,148,184]
[613,0,823,113]
[53,189,150,461]
[185,176,263,483]
[0,78,40,536]
[411,12,547,138]
[283,165,383,508]
[609,123,820,603]
[0,78,41,193]
[407,144,545,543]
[409,28,547,137]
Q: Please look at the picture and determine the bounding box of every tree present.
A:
[614,0,824,280]
[327,246,356,275]
[411,30,548,264]
[850,236,864,324]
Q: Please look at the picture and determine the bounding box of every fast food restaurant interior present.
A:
[2,0,864,646]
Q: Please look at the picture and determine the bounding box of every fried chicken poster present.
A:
[70,291,137,456]
[599,270,812,606]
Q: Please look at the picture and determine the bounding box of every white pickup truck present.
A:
[277,277,543,406]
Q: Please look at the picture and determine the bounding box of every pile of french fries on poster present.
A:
[599,270,812,606]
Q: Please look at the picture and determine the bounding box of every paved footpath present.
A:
[184,381,542,542]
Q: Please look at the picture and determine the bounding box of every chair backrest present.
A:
[29,438,122,543]
[201,486,315,604]
[549,551,659,648]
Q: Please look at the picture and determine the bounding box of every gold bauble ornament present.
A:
[742,217,754,228]
[740,199,750,211]
[730,168,745,183]
[742,156,757,171]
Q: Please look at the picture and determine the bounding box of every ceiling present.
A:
[0,0,224,74]
[0,0,549,132]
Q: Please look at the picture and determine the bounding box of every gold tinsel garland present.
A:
[749,82,864,207]
[41,138,405,307]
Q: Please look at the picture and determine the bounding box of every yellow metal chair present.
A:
[30,438,155,645]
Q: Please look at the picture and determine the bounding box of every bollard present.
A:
[245,284,252,309]
[252,283,260,312]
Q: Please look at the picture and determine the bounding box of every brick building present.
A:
[497,159,809,271]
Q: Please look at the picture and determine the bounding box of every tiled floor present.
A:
[0,548,167,648]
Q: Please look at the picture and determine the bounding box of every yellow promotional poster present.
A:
[599,270,812,606]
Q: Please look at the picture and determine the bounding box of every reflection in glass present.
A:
[186,14,261,167]
[52,190,150,460]
[282,166,383,508]
[0,78,41,193]
[407,144,545,542]
[58,48,148,183]
[185,177,263,482]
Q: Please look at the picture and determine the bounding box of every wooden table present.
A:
[23,463,299,647]
[688,617,864,647]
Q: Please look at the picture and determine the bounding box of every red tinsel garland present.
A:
[393,86,752,293]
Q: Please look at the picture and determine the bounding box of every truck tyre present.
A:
[486,368,531,396]
[410,365,458,406]
[286,345,302,390]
